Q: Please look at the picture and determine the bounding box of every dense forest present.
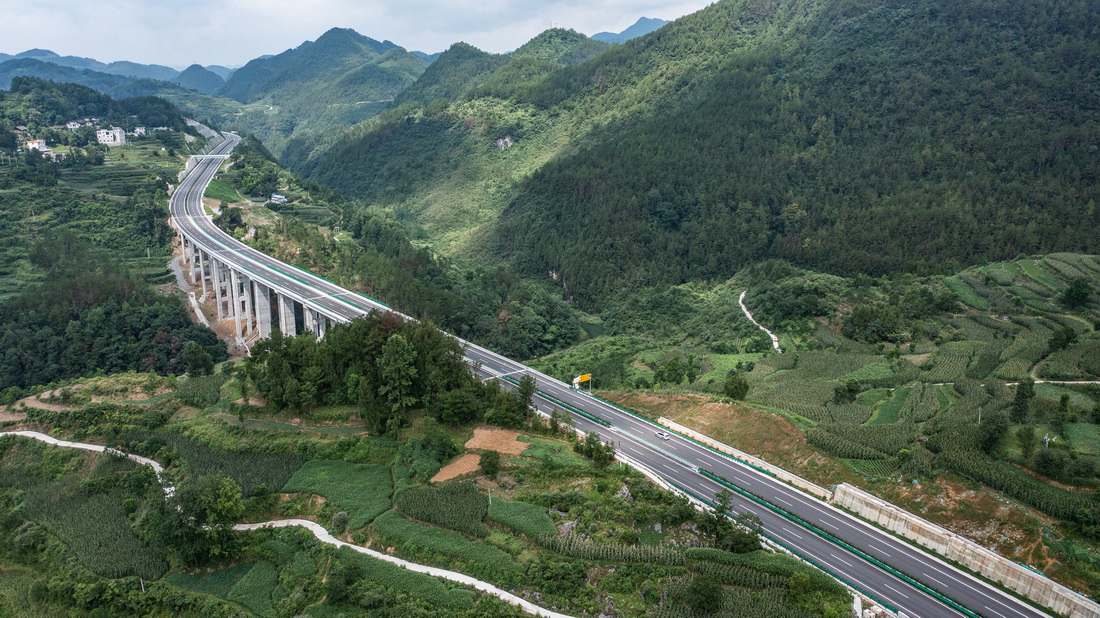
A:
[294,0,1100,309]
[0,234,226,394]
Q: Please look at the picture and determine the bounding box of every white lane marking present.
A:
[883,583,909,599]
[832,554,854,568]
[868,543,891,557]
[984,608,1007,618]
[774,496,793,506]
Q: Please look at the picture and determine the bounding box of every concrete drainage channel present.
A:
[0,431,573,618]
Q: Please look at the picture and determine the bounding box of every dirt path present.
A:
[235,520,573,618]
[0,430,571,618]
[739,291,782,353]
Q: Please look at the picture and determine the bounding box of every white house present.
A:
[132,127,147,137]
[24,139,48,151]
[96,127,126,146]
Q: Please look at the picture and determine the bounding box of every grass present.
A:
[698,353,767,382]
[840,362,895,381]
[227,561,277,617]
[204,178,243,203]
[166,562,257,599]
[282,460,393,528]
[1064,424,1100,456]
[0,570,53,618]
[516,436,591,467]
[867,387,909,425]
[335,545,476,609]
[943,276,990,310]
[488,499,557,538]
[372,510,520,574]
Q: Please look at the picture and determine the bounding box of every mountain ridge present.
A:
[295,0,1100,309]
[591,17,669,43]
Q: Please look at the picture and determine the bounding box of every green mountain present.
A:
[298,0,1100,309]
[217,27,428,156]
[173,64,224,95]
[511,29,610,65]
[0,48,180,80]
[393,43,507,107]
[591,17,670,43]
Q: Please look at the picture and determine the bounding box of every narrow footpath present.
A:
[0,431,573,618]
[739,291,782,353]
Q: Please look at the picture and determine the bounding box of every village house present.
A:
[96,126,126,146]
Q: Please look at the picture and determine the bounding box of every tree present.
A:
[480,450,501,476]
[978,411,1009,454]
[1048,326,1078,353]
[378,333,418,414]
[833,379,861,404]
[182,340,213,377]
[517,373,537,420]
[1011,379,1035,423]
[1034,449,1067,478]
[1060,278,1093,309]
[1052,394,1070,434]
[685,354,699,383]
[724,374,749,400]
[681,574,722,615]
[147,475,244,566]
[1017,426,1036,459]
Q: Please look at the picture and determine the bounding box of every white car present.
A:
[655,431,671,440]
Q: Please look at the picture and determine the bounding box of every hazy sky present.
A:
[2,0,713,69]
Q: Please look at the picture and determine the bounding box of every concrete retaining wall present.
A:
[658,417,833,501]
[831,483,1100,618]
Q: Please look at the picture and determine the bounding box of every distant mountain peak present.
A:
[591,17,669,44]
[15,48,59,58]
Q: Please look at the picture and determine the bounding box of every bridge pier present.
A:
[213,258,225,320]
[230,269,243,339]
[241,274,254,337]
[197,248,208,295]
[278,293,296,336]
[254,281,272,339]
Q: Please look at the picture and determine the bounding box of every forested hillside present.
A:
[217,28,428,157]
[298,0,1100,309]
[0,79,226,393]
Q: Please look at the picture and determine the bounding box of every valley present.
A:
[1,0,1099,616]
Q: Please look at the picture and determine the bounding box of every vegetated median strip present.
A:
[698,469,980,618]
[0,431,573,618]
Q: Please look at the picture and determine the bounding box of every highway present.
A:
[172,134,1049,618]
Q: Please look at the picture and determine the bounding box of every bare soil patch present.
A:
[0,410,26,422]
[464,427,528,456]
[432,453,482,483]
[14,393,74,412]
[605,392,857,488]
